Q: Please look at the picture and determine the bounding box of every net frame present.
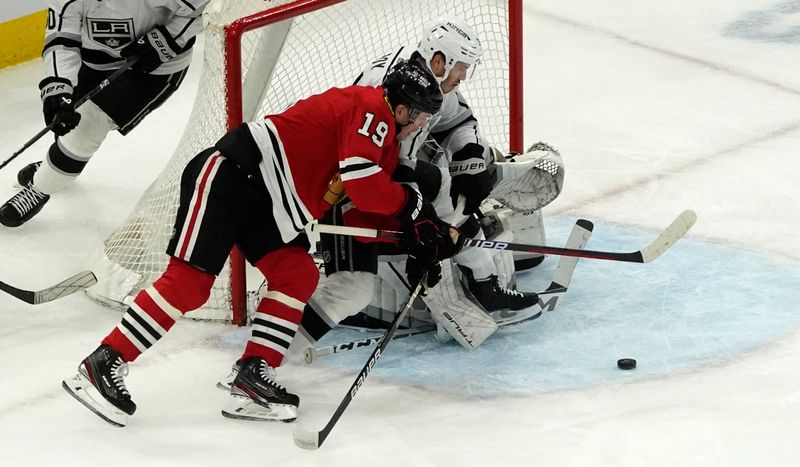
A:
[88,0,524,326]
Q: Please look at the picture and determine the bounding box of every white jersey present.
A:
[354,46,485,166]
[43,0,207,86]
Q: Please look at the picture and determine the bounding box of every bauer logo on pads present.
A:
[88,18,135,49]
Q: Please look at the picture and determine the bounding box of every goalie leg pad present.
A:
[423,260,498,349]
[508,208,546,270]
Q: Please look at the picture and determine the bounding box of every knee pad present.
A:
[151,257,216,313]
[308,271,375,324]
[59,100,116,157]
[254,246,319,303]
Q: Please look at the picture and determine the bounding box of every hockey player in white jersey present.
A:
[296,17,562,346]
[0,0,208,227]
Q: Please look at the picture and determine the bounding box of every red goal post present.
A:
[87,0,524,326]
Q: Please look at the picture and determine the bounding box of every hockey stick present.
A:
[0,58,137,171]
[303,325,436,364]
[310,210,696,264]
[303,219,594,362]
[293,271,428,450]
[0,270,97,304]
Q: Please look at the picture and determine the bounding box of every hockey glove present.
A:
[449,143,495,215]
[395,185,450,247]
[121,25,183,73]
[405,254,442,292]
[39,77,81,136]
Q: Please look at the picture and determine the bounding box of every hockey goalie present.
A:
[285,17,566,352]
[296,139,564,351]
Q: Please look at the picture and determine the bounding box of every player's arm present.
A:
[42,0,84,93]
[121,0,208,73]
[40,0,85,135]
[430,92,494,215]
[160,0,208,51]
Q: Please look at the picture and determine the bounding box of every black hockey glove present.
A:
[395,185,450,247]
[39,77,81,136]
[405,254,442,292]
[449,143,495,215]
[121,25,183,73]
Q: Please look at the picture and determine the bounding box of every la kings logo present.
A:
[88,18,135,49]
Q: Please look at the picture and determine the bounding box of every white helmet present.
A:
[417,16,483,80]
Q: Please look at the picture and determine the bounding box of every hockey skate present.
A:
[62,345,136,427]
[0,183,50,227]
[464,269,539,312]
[16,161,41,187]
[216,359,241,392]
[221,357,299,422]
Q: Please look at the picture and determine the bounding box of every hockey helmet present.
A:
[416,16,483,78]
[383,59,443,118]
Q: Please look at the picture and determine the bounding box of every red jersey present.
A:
[244,86,407,242]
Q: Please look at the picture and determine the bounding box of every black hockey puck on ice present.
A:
[617,358,637,370]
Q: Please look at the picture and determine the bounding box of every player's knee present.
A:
[310,271,374,322]
[59,100,115,157]
[152,257,216,312]
[255,246,319,303]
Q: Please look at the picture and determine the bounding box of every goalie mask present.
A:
[417,16,483,82]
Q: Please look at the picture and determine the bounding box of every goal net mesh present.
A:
[87,0,517,322]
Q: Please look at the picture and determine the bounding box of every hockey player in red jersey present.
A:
[62,60,451,426]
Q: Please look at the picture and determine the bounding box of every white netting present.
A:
[87,0,516,322]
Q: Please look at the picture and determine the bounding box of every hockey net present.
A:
[86,0,523,324]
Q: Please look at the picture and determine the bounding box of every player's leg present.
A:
[432,153,539,312]
[0,66,188,227]
[63,149,238,426]
[221,200,319,421]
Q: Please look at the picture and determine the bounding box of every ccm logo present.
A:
[463,239,508,250]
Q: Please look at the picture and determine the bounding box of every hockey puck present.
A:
[617,358,637,370]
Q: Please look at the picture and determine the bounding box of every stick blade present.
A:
[639,210,697,263]
[34,271,97,304]
[293,426,321,450]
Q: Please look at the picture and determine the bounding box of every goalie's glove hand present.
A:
[395,185,450,248]
[449,143,494,215]
[39,78,81,136]
[121,26,182,73]
[405,254,442,293]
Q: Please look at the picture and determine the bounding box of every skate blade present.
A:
[216,379,234,392]
[216,372,236,392]
[62,373,128,427]
[221,394,297,423]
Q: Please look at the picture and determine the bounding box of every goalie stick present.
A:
[0,270,97,304]
[309,210,696,264]
[293,271,428,450]
[303,219,594,362]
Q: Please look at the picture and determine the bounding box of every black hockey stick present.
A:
[0,58,137,171]
[293,271,428,450]
[0,270,97,304]
[310,210,696,264]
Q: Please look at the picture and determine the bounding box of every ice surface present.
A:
[1,1,800,465]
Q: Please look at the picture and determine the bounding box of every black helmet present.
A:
[382,59,443,116]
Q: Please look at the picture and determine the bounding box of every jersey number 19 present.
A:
[357,112,389,147]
